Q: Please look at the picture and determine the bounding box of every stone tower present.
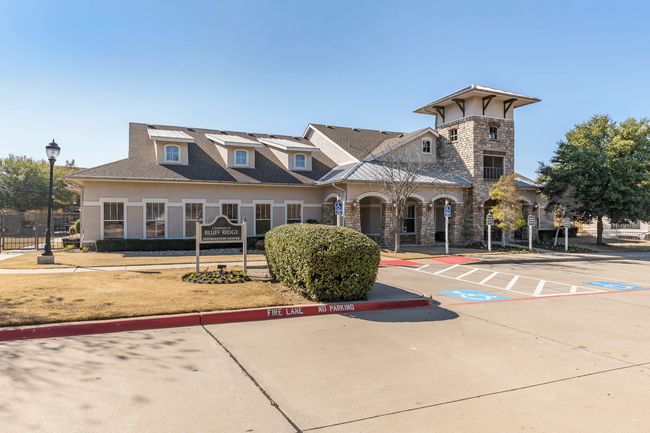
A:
[413,85,540,243]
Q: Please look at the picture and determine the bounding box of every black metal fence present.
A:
[0,212,80,251]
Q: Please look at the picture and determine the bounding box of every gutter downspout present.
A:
[330,183,347,227]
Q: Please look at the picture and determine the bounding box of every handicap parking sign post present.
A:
[486,213,494,253]
[444,201,451,255]
[528,215,535,251]
[335,200,344,227]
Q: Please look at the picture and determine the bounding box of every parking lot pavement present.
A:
[3,253,650,432]
[0,326,296,433]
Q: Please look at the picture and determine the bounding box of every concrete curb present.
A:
[0,298,432,342]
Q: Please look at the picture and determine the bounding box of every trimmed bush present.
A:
[265,224,380,302]
[74,219,81,235]
[95,237,259,252]
[68,225,76,235]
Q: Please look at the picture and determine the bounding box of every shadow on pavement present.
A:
[343,304,458,324]
[366,282,424,302]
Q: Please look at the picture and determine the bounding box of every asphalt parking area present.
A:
[3,253,650,432]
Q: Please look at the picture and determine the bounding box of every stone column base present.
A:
[37,254,55,265]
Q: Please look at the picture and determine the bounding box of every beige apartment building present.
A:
[65,85,541,248]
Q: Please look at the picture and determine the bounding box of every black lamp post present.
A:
[41,139,60,260]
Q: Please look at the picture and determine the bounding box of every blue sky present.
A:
[0,0,648,180]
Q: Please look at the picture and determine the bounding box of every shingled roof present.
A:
[309,124,405,161]
[67,123,337,185]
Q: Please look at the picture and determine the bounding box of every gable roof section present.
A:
[366,127,438,160]
[66,123,337,185]
[515,172,540,190]
[309,124,405,161]
[414,84,541,114]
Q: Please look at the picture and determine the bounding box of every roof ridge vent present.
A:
[186,128,195,132]
[353,128,360,132]
[326,125,333,129]
[219,131,228,135]
[147,125,156,129]
[269,135,276,138]
[248,133,256,137]
[398,134,404,138]
[293,136,301,140]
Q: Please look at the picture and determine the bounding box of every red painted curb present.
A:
[0,313,201,342]
[0,299,431,342]
[379,260,423,267]
[201,299,432,325]
[429,256,480,264]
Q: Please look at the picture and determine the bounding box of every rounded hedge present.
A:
[265,224,380,302]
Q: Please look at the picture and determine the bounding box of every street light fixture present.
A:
[37,139,60,264]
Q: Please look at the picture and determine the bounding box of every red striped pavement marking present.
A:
[429,256,480,264]
[379,260,423,267]
[0,299,431,342]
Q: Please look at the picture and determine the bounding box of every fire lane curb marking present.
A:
[0,299,431,342]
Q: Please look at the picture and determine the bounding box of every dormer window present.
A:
[295,154,306,169]
[422,139,431,154]
[165,145,179,162]
[235,150,248,166]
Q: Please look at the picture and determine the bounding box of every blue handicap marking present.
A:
[584,281,648,291]
[335,202,343,215]
[439,289,510,302]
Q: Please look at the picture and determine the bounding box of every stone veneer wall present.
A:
[380,203,393,245]
[345,203,361,232]
[416,203,436,245]
[436,116,515,244]
[321,203,336,226]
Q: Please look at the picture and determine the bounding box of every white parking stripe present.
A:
[479,272,499,285]
[570,286,578,294]
[434,264,459,275]
[415,264,430,271]
[533,280,546,297]
[509,263,650,286]
[456,268,479,279]
[505,275,519,291]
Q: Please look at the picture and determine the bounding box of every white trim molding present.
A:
[431,193,463,204]
[142,199,168,240]
[99,198,128,240]
[354,192,390,202]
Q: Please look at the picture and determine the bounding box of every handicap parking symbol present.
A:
[584,281,648,291]
[439,289,510,302]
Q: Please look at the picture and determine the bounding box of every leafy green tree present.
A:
[0,155,78,211]
[489,173,525,246]
[538,115,650,244]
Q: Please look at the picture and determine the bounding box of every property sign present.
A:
[199,216,244,243]
[486,214,494,225]
[528,215,535,226]
[335,201,343,215]
[444,205,451,218]
[564,218,571,228]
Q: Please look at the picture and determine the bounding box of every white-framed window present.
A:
[255,203,272,235]
[146,202,166,238]
[402,204,416,234]
[489,126,499,140]
[286,203,302,224]
[235,149,248,166]
[103,202,124,239]
[165,145,179,162]
[422,139,431,154]
[222,203,239,222]
[294,153,306,169]
[184,202,203,238]
[450,129,458,143]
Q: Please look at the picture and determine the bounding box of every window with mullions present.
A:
[255,203,271,235]
[287,204,302,224]
[235,150,247,166]
[103,202,124,239]
[295,154,306,169]
[402,204,416,234]
[185,203,203,238]
[450,129,458,142]
[489,126,499,140]
[484,156,504,180]
[422,139,431,154]
[146,203,165,238]
[165,145,179,162]
[222,203,239,222]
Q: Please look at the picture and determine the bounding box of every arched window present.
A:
[235,150,248,166]
[165,145,179,162]
[295,154,306,169]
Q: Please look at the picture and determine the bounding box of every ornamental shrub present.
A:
[265,224,380,302]
[74,219,81,235]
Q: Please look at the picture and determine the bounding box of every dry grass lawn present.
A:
[0,251,266,269]
[0,267,299,327]
[556,235,650,253]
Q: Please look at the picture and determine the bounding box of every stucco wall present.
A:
[307,127,357,166]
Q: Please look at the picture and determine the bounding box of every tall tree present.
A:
[538,115,650,244]
[0,155,78,211]
[488,173,525,246]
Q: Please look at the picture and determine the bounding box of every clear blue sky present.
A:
[1,0,648,180]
